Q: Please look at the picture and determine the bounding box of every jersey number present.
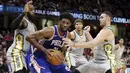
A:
[13,33,24,71]
[15,33,24,50]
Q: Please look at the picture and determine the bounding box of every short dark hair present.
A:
[74,19,83,25]
[102,11,112,18]
[60,12,74,23]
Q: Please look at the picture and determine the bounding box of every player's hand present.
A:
[63,38,75,48]
[24,1,33,12]
[44,49,53,60]
[84,26,90,32]
[45,49,62,61]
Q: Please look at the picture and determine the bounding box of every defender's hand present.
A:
[24,1,33,12]
[84,26,91,32]
[63,38,75,48]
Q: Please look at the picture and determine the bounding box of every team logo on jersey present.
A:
[51,40,63,47]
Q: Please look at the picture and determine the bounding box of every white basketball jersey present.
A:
[7,17,35,55]
[115,45,125,59]
[93,39,115,61]
[70,30,87,55]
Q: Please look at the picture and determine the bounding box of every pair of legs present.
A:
[72,59,112,73]
[69,54,88,72]
[7,53,28,73]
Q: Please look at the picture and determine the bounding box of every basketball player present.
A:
[68,19,93,72]
[63,11,115,73]
[26,12,74,73]
[115,38,126,73]
[6,1,36,73]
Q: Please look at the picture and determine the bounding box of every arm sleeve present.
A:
[11,12,26,30]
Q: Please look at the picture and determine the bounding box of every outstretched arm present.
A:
[11,12,26,30]
[26,27,54,53]
[63,28,114,49]
[115,44,119,50]
[11,1,33,30]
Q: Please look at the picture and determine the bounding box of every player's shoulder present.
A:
[70,30,75,36]
[36,26,54,39]
[101,27,113,34]
[70,30,75,40]
[42,26,54,33]
[103,26,113,32]
[98,27,114,40]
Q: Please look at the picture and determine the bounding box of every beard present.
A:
[61,27,67,32]
[59,25,67,32]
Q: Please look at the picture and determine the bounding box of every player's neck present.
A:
[25,15,32,23]
[25,15,29,20]
[57,25,65,36]
[119,43,123,47]
[103,25,111,29]
[75,29,83,36]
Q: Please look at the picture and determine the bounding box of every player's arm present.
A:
[63,28,114,49]
[11,12,26,30]
[123,46,126,52]
[115,44,119,50]
[26,27,53,53]
[61,32,73,53]
[85,32,93,41]
[84,26,93,41]
[85,27,95,50]
[70,31,75,40]
[11,1,33,30]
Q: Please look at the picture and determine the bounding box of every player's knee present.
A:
[73,69,81,73]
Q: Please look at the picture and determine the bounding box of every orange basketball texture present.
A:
[46,49,65,65]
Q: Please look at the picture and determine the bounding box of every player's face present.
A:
[60,18,71,32]
[99,14,107,27]
[75,22,83,31]
[28,5,35,16]
[119,39,124,44]
[27,5,35,20]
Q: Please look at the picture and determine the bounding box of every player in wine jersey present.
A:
[26,12,74,73]
[63,11,115,73]
[6,1,36,73]
[115,38,126,73]
[68,19,93,72]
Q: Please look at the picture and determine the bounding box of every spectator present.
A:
[0,44,8,73]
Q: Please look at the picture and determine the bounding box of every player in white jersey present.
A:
[63,11,115,73]
[6,1,36,73]
[115,38,126,73]
[68,19,93,72]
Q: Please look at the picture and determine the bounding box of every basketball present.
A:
[46,49,65,66]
